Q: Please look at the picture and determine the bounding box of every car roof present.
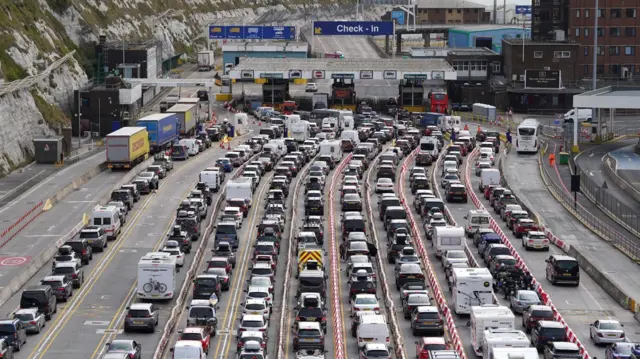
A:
[43,275,66,282]
[416,305,438,312]
[538,320,565,328]
[551,342,579,350]
[130,303,152,310]
[298,321,322,329]
[183,327,205,334]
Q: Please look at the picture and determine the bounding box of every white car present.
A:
[248,276,274,294]
[350,294,381,314]
[375,178,394,193]
[162,246,185,267]
[305,83,318,92]
[344,178,361,190]
[590,319,626,344]
[442,249,467,268]
[242,298,271,320]
[522,231,549,250]
[246,285,273,306]
[441,173,460,188]
[479,149,495,165]
[223,207,243,226]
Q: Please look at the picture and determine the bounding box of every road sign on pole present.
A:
[312,21,394,36]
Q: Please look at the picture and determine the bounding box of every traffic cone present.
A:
[463,124,469,131]
[258,121,262,126]
[227,143,231,150]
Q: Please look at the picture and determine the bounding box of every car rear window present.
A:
[41,280,63,287]
[386,209,407,219]
[556,260,578,270]
[298,329,321,336]
[242,320,263,328]
[540,327,566,337]
[127,309,150,318]
[417,312,439,319]
[531,309,554,318]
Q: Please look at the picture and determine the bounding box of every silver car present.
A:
[13,308,45,334]
[509,290,541,314]
[138,171,159,189]
[124,303,159,333]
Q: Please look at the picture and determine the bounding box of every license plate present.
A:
[307,317,316,321]
[250,312,261,315]
[364,338,373,342]
[407,275,416,278]
[133,321,144,324]
[608,334,617,337]
[534,245,542,248]
[301,338,314,342]
[363,308,372,311]
[423,321,435,325]
[563,273,571,276]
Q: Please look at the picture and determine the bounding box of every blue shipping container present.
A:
[137,113,179,147]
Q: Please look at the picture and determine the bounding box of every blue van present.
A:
[214,222,238,249]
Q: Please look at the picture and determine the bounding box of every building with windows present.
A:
[569,2,640,80]
[498,37,583,111]
[448,25,531,53]
[414,0,491,24]
[532,0,570,41]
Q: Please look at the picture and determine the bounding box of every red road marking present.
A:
[0,256,31,266]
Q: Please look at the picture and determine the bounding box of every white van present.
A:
[463,210,491,237]
[91,205,121,240]
[171,340,206,359]
[179,139,199,156]
[563,108,592,123]
[442,160,458,175]
[480,169,500,191]
[199,170,221,192]
[433,226,465,258]
[235,112,248,125]
[356,314,390,349]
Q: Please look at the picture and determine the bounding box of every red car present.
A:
[454,142,468,156]
[484,185,498,200]
[207,256,232,274]
[506,210,529,230]
[179,327,211,354]
[415,336,448,359]
[512,218,539,238]
[226,198,249,217]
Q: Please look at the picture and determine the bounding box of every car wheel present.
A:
[14,339,20,351]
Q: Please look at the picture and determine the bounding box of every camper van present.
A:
[137,252,178,300]
[319,140,343,162]
[451,268,494,314]
[433,226,465,258]
[91,205,122,240]
[482,329,530,359]
[470,305,516,356]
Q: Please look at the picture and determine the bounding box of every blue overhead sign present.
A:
[515,5,532,15]
[313,21,394,36]
[391,11,405,25]
[208,25,296,40]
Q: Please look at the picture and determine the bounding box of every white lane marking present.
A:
[95,329,123,334]
[83,321,110,326]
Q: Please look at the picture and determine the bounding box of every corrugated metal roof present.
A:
[451,24,526,33]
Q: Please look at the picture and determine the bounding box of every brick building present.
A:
[569,0,640,79]
[414,0,491,24]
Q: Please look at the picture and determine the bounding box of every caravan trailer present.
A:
[451,268,494,315]
[470,305,515,356]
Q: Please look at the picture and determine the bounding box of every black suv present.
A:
[64,239,93,265]
[20,285,56,320]
[376,166,396,181]
[0,319,26,351]
[305,197,324,216]
[545,255,580,286]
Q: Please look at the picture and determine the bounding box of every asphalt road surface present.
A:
[437,133,640,359]
[2,126,257,359]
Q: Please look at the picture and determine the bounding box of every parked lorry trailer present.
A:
[167,103,197,136]
[136,113,179,154]
[312,93,329,110]
[197,51,215,71]
[106,127,150,170]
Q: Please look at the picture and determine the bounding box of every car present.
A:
[124,303,159,333]
[411,305,443,336]
[522,305,555,333]
[400,283,429,303]
[52,262,84,288]
[64,239,93,265]
[544,342,582,359]
[590,319,626,345]
[131,178,151,195]
[105,340,142,359]
[500,204,523,221]
[521,230,549,251]
[40,275,73,302]
[162,246,185,267]
[292,321,325,351]
[488,255,518,276]
[13,308,45,334]
[216,158,233,172]
[605,342,640,359]
[205,268,230,291]
[178,327,210,354]
[0,319,26,351]
[512,218,539,238]
[446,184,467,203]
[138,171,159,189]
[342,193,363,212]
[442,250,467,268]
[53,245,83,268]
[509,290,541,314]
[531,321,568,351]
[79,226,107,252]
[403,293,432,319]
[415,337,447,359]
[147,165,166,179]
[237,331,268,353]
[475,161,492,176]
[441,173,459,189]
[153,155,174,171]
[375,178,395,193]
[350,294,381,315]
[360,343,392,359]
[242,298,271,321]
[246,285,274,306]
[305,83,318,92]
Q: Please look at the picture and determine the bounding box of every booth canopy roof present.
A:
[231,57,455,73]
[573,86,640,109]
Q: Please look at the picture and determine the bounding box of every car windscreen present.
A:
[189,307,214,318]
[41,280,63,287]
[300,276,323,287]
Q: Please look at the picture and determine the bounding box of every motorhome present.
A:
[319,140,343,162]
[470,305,516,356]
[226,178,254,207]
[433,226,465,258]
[137,252,178,300]
[482,329,530,359]
[451,268,494,315]
[291,121,310,143]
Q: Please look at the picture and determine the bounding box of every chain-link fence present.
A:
[539,140,640,261]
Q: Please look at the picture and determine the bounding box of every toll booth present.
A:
[399,77,426,113]
[262,79,289,111]
[331,78,356,111]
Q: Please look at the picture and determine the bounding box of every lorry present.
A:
[106,127,150,170]
[226,178,254,207]
[481,329,530,359]
[197,51,215,71]
[319,140,342,162]
[137,252,177,300]
[136,113,179,154]
[416,112,441,127]
[178,97,202,121]
[312,93,329,110]
[167,103,197,136]
[282,101,297,115]
[451,268,494,315]
[291,121,310,143]
[427,90,449,113]
[470,305,515,356]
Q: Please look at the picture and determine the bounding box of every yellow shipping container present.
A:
[129,128,150,161]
